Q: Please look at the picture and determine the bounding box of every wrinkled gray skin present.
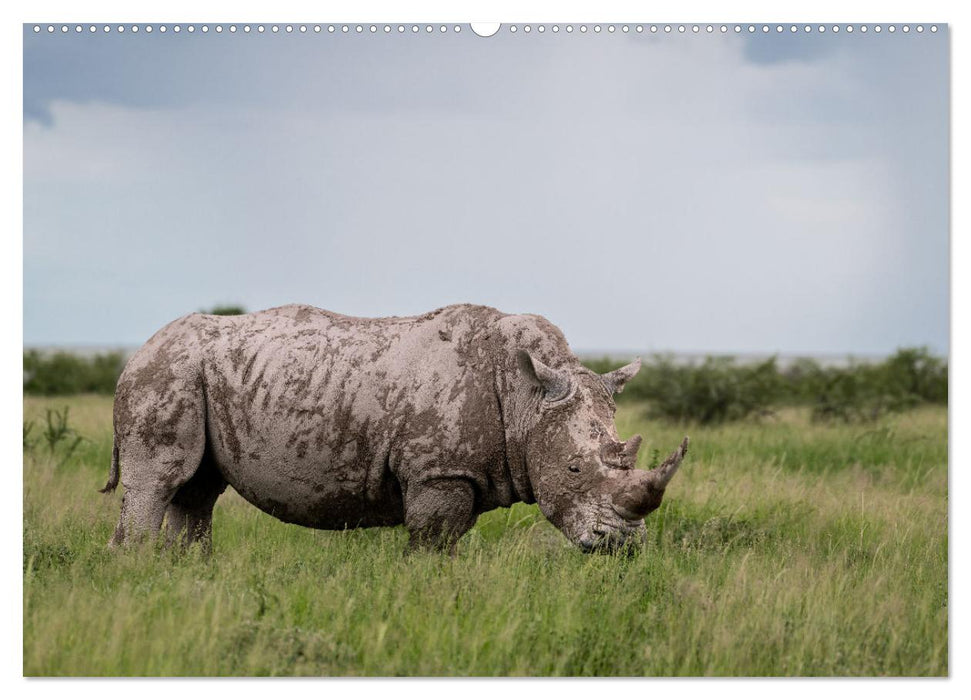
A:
[103,304,688,554]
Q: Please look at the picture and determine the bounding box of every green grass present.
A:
[23,395,948,676]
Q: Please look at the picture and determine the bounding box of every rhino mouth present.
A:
[577,521,646,554]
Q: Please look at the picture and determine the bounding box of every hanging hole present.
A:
[470,23,501,37]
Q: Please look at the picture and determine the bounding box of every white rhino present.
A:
[102,304,687,553]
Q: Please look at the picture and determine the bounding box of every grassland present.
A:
[23,395,948,676]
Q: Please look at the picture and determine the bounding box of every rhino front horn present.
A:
[611,436,689,520]
[648,436,689,491]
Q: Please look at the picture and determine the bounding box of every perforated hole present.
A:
[32,20,941,41]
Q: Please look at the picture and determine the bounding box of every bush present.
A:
[585,354,782,424]
[802,348,947,423]
[23,350,126,396]
[585,347,947,425]
[203,305,246,315]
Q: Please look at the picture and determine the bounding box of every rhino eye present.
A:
[568,464,581,474]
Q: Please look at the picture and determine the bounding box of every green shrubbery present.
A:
[23,350,126,396]
[781,349,948,423]
[586,347,947,424]
[202,305,246,316]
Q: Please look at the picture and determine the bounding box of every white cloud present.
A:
[23,32,947,355]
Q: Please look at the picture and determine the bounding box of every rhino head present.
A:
[517,351,688,553]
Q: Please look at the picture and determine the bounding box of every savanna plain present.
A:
[23,394,947,676]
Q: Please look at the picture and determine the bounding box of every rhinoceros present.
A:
[101,304,687,553]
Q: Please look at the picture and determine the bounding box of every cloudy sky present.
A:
[23,24,948,355]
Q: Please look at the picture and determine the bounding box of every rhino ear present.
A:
[601,358,642,395]
[517,350,571,401]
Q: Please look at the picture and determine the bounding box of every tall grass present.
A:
[23,396,947,676]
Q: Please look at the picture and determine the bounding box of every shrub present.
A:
[585,347,947,425]
[805,348,947,423]
[23,350,126,396]
[585,355,782,424]
[642,355,783,424]
[203,305,246,315]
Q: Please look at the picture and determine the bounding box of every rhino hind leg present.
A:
[108,487,171,548]
[164,450,227,553]
[109,356,208,549]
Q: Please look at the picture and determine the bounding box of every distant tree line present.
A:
[584,347,947,423]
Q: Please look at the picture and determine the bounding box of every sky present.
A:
[23,24,949,356]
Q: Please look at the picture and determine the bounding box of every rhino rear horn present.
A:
[601,358,642,395]
[601,434,643,468]
[517,350,571,401]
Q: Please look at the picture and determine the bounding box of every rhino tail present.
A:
[99,438,120,493]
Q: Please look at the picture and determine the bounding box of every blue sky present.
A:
[23,25,948,355]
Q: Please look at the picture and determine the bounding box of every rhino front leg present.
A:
[404,478,477,554]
